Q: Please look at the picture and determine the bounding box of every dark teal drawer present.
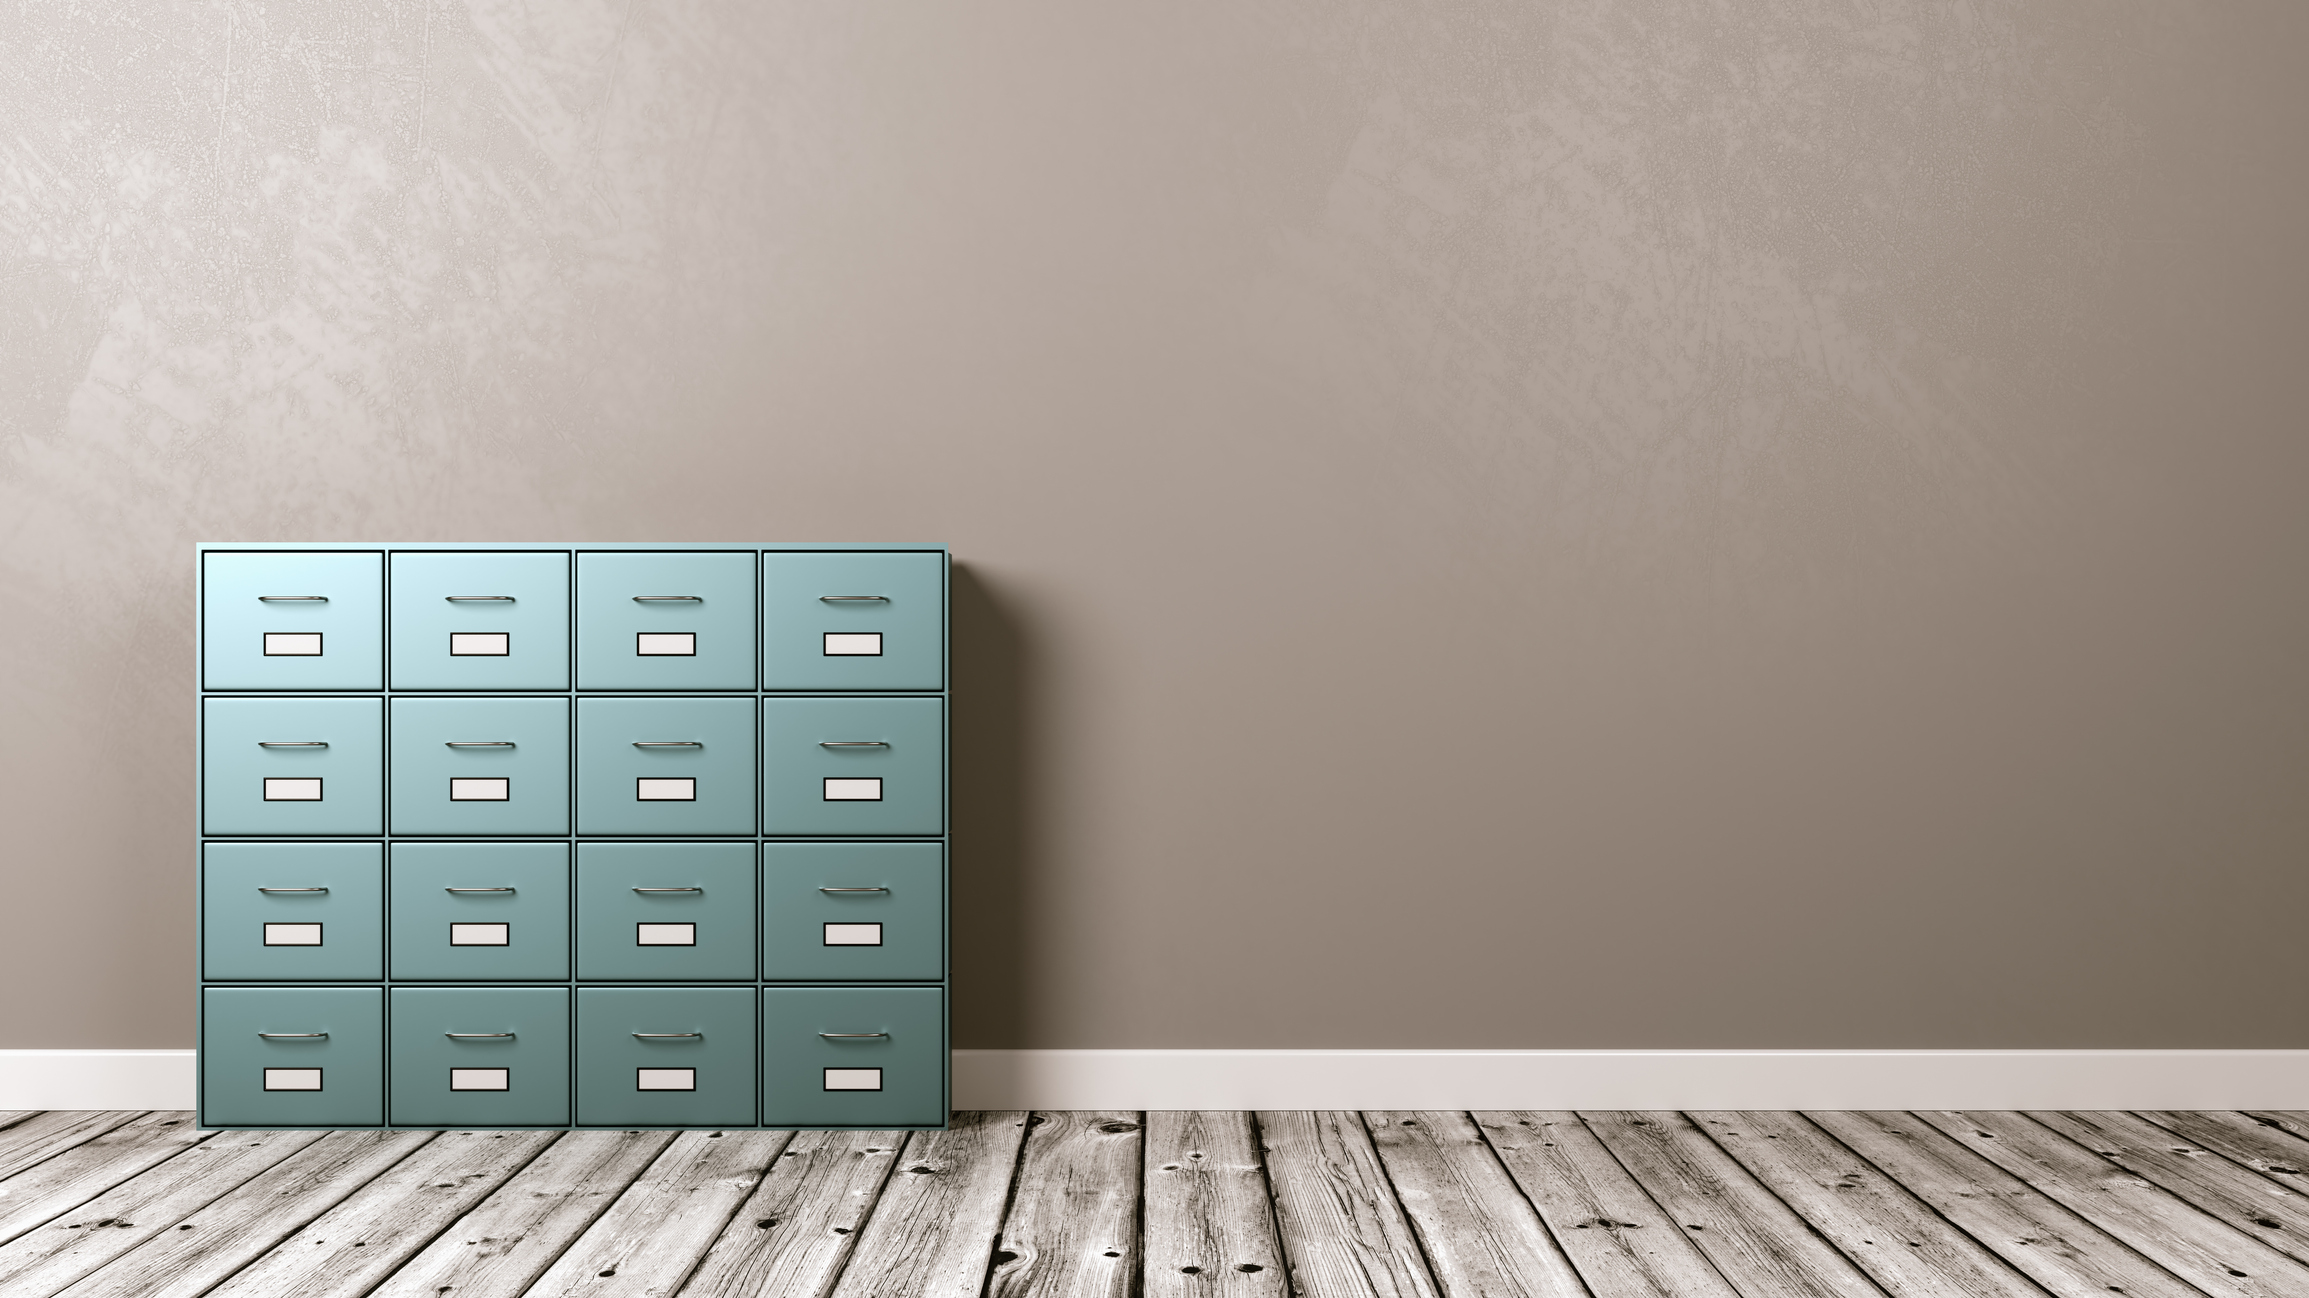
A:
[389,552,570,690]
[575,987,756,1127]
[202,551,383,691]
[760,843,942,981]
[760,698,942,835]
[576,843,756,982]
[575,697,757,836]
[202,697,384,836]
[760,552,944,690]
[388,697,571,835]
[201,986,383,1127]
[575,552,756,690]
[388,987,571,1127]
[389,843,570,980]
[202,843,383,981]
[759,987,945,1128]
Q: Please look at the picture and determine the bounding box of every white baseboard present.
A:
[5,1049,2303,1113]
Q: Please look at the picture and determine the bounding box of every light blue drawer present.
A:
[761,697,943,835]
[576,843,757,982]
[760,552,944,690]
[202,551,383,691]
[575,987,756,1127]
[202,843,383,981]
[759,987,945,1128]
[388,987,571,1127]
[201,986,383,1127]
[575,697,757,836]
[388,697,571,836]
[389,552,570,690]
[576,552,756,690]
[389,843,570,981]
[202,698,384,836]
[760,843,943,982]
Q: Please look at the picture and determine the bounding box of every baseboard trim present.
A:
[5,1049,2303,1113]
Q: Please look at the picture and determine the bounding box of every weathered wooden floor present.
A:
[0,1110,2302,1296]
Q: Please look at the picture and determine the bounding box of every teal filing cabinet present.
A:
[198,544,949,1129]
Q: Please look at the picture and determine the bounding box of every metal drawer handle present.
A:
[819,595,888,602]
[819,887,888,894]
[444,1032,515,1039]
[257,741,327,748]
[632,595,702,602]
[257,1032,327,1039]
[819,741,888,748]
[445,741,515,748]
[633,741,702,748]
[445,886,515,893]
[445,595,515,602]
[632,1032,703,1039]
[258,887,328,894]
[258,595,328,602]
[633,886,702,893]
[819,1032,888,1039]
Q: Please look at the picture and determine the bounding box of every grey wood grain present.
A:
[1475,1112,1741,1298]
[0,1130,323,1298]
[0,1113,210,1247]
[830,1111,1032,1298]
[990,1112,1143,1298]
[368,1130,678,1298]
[54,1130,437,1298]
[677,1129,904,1298]
[1912,1109,2309,1298]
[0,1115,37,1134]
[1363,1111,1587,1298]
[523,1130,788,1298]
[1688,1111,2044,1298]
[1579,1111,1885,1298]
[1256,1110,1438,1298]
[2242,1114,2309,1145]
[1143,1110,1287,1298]
[0,1115,148,1185]
[2030,1110,2309,1267]
[2137,1111,2309,1195]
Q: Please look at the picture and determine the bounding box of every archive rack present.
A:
[194,543,949,1129]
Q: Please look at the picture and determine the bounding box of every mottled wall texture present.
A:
[3,2,2304,1050]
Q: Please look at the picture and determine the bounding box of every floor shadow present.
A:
[947,562,1033,1047]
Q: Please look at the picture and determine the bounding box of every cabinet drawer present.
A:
[202,843,383,981]
[576,552,756,690]
[202,551,383,691]
[388,987,571,1126]
[202,698,384,836]
[389,698,572,835]
[761,552,944,690]
[389,843,570,980]
[577,843,756,982]
[759,987,945,1128]
[761,698,942,835]
[760,843,942,981]
[576,697,757,836]
[575,987,756,1127]
[201,987,383,1127]
[390,552,570,690]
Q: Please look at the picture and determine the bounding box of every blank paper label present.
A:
[824,632,883,656]
[450,632,510,656]
[823,778,882,801]
[824,1068,883,1092]
[263,778,323,801]
[263,1068,323,1091]
[264,923,323,946]
[450,777,510,801]
[637,632,696,656]
[637,778,696,801]
[824,923,883,946]
[637,922,696,946]
[263,632,323,656]
[637,1068,696,1091]
[450,922,510,946]
[450,1068,510,1091]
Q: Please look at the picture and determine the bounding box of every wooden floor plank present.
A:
[990,1112,1142,1298]
[1475,1112,1740,1298]
[1256,1110,1439,1298]
[1143,1110,1288,1298]
[2242,1114,2309,1145]
[1912,1109,2309,1298]
[2030,1110,2309,1267]
[1364,1111,1588,1298]
[1579,1111,1884,1298]
[521,1130,787,1298]
[0,1130,325,1298]
[829,1111,1032,1298]
[0,1114,211,1247]
[2137,1111,2309,1196]
[55,1130,437,1298]
[368,1130,679,1298]
[0,1115,149,1185]
[0,1115,37,1134]
[676,1129,905,1298]
[1688,1111,2044,1298]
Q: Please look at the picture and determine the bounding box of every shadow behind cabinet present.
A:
[196,543,950,1129]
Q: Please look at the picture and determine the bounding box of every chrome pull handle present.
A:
[818,741,889,748]
[819,1032,888,1039]
[444,741,515,748]
[632,887,703,894]
[257,741,328,748]
[444,595,515,602]
[257,1032,328,1039]
[819,887,889,894]
[258,595,328,602]
[444,1032,515,1039]
[819,595,888,602]
[632,1032,703,1039]
[444,886,515,894]
[258,887,329,894]
[632,741,702,748]
[632,595,702,602]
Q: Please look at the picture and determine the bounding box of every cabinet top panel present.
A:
[199,542,947,553]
